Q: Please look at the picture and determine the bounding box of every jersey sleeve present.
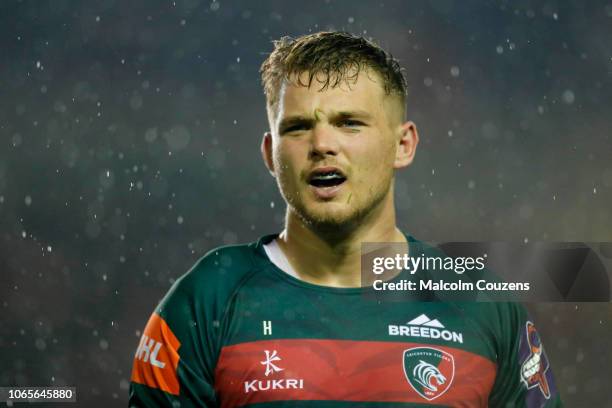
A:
[129,269,220,407]
[128,244,257,407]
[488,302,563,407]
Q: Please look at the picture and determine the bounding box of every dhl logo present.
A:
[131,313,181,395]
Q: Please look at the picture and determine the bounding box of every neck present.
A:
[276,191,407,287]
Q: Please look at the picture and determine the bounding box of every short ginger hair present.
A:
[260,31,407,122]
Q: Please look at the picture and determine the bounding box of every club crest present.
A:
[403,347,455,401]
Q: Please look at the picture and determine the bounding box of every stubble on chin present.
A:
[289,186,389,235]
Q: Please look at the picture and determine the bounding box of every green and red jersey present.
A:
[129,234,562,407]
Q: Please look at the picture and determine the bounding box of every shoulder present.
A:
[451,301,528,352]
[178,242,260,296]
[185,242,259,283]
[455,301,526,327]
[156,239,269,318]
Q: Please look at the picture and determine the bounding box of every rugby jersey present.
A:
[129,233,562,407]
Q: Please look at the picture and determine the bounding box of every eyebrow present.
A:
[278,116,312,134]
[278,110,373,133]
[335,110,373,120]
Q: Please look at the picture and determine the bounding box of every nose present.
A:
[310,124,340,158]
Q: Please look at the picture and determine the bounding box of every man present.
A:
[130,32,562,407]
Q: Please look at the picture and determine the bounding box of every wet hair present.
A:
[260,31,407,120]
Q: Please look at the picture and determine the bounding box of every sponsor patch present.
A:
[131,313,181,395]
[243,350,305,394]
[389,314,464,344]
[403,346,455,401]
[519,321,556,403]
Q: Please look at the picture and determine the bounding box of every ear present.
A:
[394,121,419,169]
[261,131,276,176]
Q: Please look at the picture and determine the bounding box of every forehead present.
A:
[276,69,387,119]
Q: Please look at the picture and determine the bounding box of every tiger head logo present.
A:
[413,360,447,392]
[403,347,455,401]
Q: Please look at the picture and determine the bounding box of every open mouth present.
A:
[308,169,347,188]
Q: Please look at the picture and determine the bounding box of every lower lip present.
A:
[309,182,345,199]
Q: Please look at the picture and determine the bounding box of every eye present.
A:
[338,119,364,128]
[285,125,305,132]
[281,123,310,135]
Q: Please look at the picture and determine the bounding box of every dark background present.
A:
[1,0,611,406]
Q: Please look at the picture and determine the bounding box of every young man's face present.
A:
[262,69,417,230]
